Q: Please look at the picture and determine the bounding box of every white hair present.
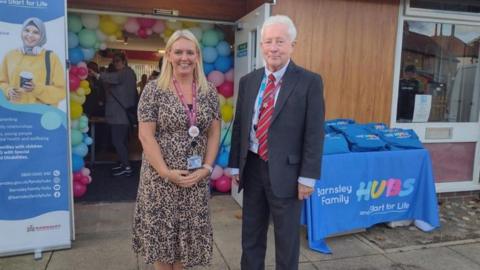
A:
[261,15,297,42]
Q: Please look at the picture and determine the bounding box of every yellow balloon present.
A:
[80,80,90,89]
[182,21,199,28]
[110,15,128,24]
[99,19,118,35]
[84,87,92,95]
[70,92,86,105]
[115,30,123,39]
[225,97,234,106]
[218,95,226,106]
[76,87,86,96]
[166,20,182,30]
[70,101,83,119]
[164,28,174,38]
[221,104,234,122]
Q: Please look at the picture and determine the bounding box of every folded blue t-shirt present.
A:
[378,129,423,150]
[335,124,387,152]
[325,118,355,133]
[323,133,350,155]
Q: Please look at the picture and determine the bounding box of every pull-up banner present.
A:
[0,0,71,256]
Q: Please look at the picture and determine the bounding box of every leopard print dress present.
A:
[132,80,219,267]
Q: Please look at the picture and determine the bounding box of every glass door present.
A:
[392,1,480,192]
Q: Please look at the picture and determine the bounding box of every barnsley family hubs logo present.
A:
[356,178,415,202]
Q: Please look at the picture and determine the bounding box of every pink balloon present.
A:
[152,20,165,33]
[73,181,87,198]
[223,168,233,177]
[77,67,88,80]
[69,74,80,91]
[77,62,87,69]
[87,175,92,184]
[73,172,83,182]
[137,28,148,39]
[207,70,225,87]
[137,18,156,28]
[70,66,80,76]
[211,165,223,180]
[79,175,90,185]
[215,175,231,193]
[81,167,91,176]
[225,68,234,82]
[124,18,140,33]
[217,81,234,98]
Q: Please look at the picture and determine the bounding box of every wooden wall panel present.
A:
[273,0,399,124]
[67,0,246,21]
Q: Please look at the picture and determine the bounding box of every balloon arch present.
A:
[67,13,234,197]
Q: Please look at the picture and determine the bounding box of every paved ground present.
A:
[1,196,479,270]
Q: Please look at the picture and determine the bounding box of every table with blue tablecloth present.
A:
[302,149,440,253]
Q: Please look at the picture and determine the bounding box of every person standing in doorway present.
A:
[229,15,325,270]
[89,52,138,176]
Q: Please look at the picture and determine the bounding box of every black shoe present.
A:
[111,162,123,172]
[112,166,133,177]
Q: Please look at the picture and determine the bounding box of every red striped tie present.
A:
[256,74,276,161]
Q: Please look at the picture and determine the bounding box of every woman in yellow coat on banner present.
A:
[0,17,65,106]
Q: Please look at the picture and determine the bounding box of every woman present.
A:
[132,29,221,270]
[0,17,65,105]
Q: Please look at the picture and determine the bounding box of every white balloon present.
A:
[189,27,203,41]
[100,43,107,50]
[166,20,182,30]
[96,29,107,41]
[199,23,214,30]
[81,14,100,30]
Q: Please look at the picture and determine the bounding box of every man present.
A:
[397,65,421,122]
[90,53,138,176]
[228,15,325,270]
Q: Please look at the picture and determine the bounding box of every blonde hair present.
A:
[157,29,209,93]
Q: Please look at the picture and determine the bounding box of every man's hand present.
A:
[232,174,240,185]
[298,183,314,200]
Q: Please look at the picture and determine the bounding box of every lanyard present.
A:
[256,75,282,110]
[173,77,197,127]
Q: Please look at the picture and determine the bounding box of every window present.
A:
[410,0,480,13]
[397,20,480,123]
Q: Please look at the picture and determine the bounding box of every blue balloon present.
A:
[203,62,215,75]
[84,136,93,145]
[216,41,231,56]
[68,32,79,49]
[214,56,232,73]
[69,47,84,65]
[216,151,229,167]
[202,46,218,64]
[81,47,96,61]
[73,143,89,157]
[72,154,85,172]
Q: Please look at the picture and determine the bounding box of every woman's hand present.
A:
[165,168,210,188]
[7,88,22,101]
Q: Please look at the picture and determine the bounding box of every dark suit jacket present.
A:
[228,61,325,198]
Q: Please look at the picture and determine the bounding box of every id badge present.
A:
[187,155,202,170]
